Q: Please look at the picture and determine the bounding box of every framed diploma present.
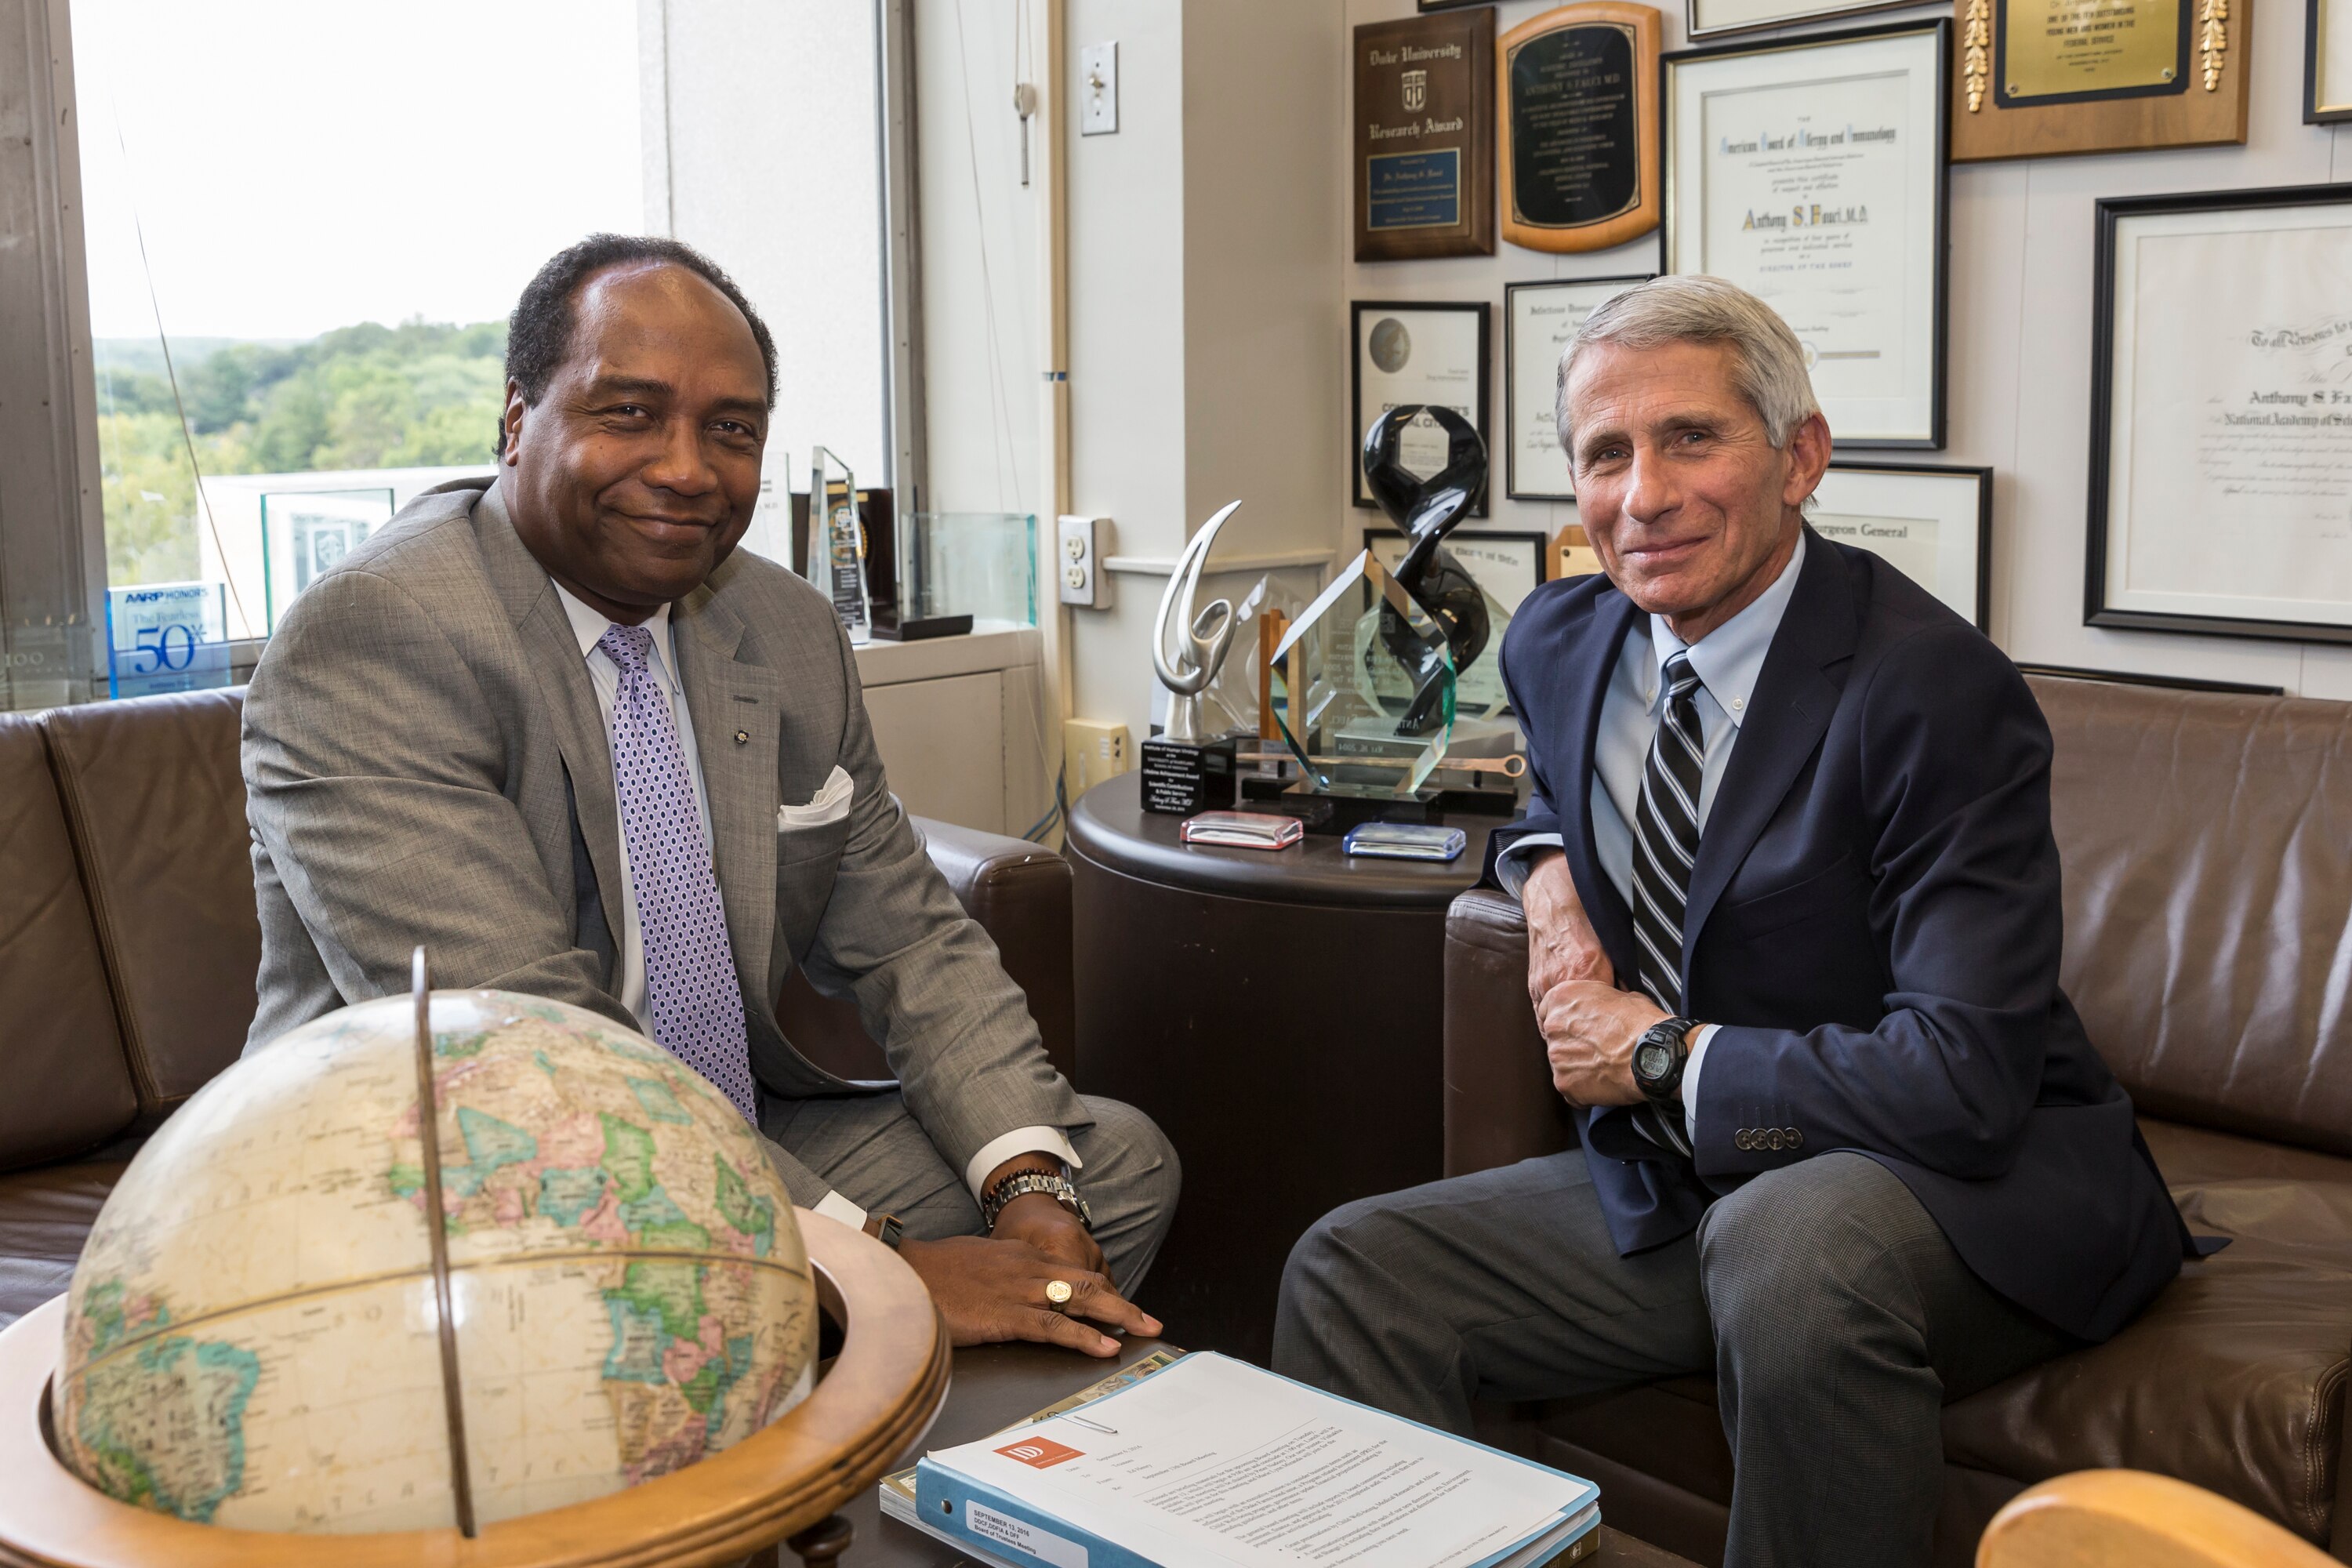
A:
[1951,0,2249,160]
[1662,21,1950,449]
[1811,463,1993,630]
[1504,276,1651,501]
[1498,5,1661,253]
[2309,0,2352,120]
[1353,301,1492,516]
[1354,10,1497,263]
[2087,185,2352,644]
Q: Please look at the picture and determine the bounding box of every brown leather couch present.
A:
[1443,672,2352,1566]
[0,686,1077,1327]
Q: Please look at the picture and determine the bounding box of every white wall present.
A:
[648,0,891,564]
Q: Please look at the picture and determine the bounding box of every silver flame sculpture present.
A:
[1150,499,1244,744]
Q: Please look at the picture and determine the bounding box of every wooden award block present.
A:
[1354,8,1497,261]
[1500,4,1663,253]
[1951,0,2251,160]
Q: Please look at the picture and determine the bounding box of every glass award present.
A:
[1269,553,1457,797]
[809,448,873,645]
[1268,404,1491,802]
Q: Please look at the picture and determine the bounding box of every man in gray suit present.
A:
[242,234,1176,1356]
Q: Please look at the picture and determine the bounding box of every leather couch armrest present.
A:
[1445,887,1576,1178]
[910,817,1076,1083]
[774,817,1076,1086]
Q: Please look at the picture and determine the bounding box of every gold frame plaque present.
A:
[1497,4,1661,253]
[1953,0,2249,160]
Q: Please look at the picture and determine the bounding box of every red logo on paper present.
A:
[996,1437,1084,1469]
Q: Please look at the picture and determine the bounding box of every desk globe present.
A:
[54,989,817,1537]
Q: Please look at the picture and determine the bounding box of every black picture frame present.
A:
[1503,276,1653,503]
[2085,183,2352,644]
[1416,0,1495,9]
[1660,19,1951,450]
[2307,0,2352,122]
[1351,300,1493,517]
[1813,460,1993,631]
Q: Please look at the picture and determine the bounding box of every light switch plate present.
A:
[1057,515,1113,609]
[1080,42,1118,136]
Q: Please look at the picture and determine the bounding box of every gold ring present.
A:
[1044,1279,1075,1307]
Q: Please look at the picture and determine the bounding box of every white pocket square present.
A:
[778,765,855,830]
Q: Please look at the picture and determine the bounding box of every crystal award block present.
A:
[1268,550,1457,797]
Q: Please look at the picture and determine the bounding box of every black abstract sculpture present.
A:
[1360,405,1491,735]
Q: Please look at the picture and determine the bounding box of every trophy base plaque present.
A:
[1140,735,1239,815]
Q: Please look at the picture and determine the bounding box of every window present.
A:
[71,0,644,689]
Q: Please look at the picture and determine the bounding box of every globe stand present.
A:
[0,1210,947,1568]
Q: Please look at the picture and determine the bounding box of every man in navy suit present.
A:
[1273,277,2192,1567]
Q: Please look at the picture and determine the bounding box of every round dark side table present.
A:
[1067,771,1515,1365]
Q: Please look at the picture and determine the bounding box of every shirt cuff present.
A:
[811,1189,868,1232]
[1682,1023,1716,1145]
[964,1126,1085,1204]
[1495,833,1566,898]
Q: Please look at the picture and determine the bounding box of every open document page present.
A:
[916,1352,1598,1568]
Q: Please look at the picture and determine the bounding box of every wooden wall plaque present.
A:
[1354,9,1497,261]
[1951,0,2251,161]
[1500,4,1662,253]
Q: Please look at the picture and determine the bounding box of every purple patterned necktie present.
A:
[597,622,759,1123]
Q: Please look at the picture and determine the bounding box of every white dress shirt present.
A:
[1497,533,1808,1142]
[553,581,1078,1232]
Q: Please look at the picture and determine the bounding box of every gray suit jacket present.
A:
[241,477,1085,1204]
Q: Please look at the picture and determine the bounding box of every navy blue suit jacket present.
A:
[1494,530,2188,1342]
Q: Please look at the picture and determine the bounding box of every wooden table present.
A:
[1065,772,1515,1363]
[837,1338,1698,1568]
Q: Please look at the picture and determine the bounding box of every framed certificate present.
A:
[1352,301,1491,516]
[1662,21,1950,450]
[2309,0,2352,122]
[2087,185,2352,644]
[1504,276,1650,501]
[1365,528,1548,715]
[1810,462,1993,630]
[1952,0,2247,160]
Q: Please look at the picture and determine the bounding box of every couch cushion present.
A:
[2031,675,2352,1159]
[0,714,138,1169]
[1941,1117,2352,1544]
[0,1162,129,1327]
[42,688,258,1116]
[1508,1119,2352,1547]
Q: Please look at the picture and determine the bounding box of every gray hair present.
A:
[1555,275,1821,462]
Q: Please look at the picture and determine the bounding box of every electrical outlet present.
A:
[1080,42,1118,136]
[1063,719,1131,795]
[1057,515,1113,609]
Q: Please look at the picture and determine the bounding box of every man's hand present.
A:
[895,1236,1161,1356]
[993,1190,1105,1274]
[1522,850,1615,1005]
[1538,978,1666,1108]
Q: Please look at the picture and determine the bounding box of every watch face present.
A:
[1636,1043,1671,1081]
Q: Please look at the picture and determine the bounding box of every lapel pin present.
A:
[734,729,750,746]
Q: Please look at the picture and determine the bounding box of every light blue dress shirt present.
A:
[1499,532,1808,1142]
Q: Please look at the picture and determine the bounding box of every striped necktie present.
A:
[1628,650,1703,1160]
[597,622,760,1125]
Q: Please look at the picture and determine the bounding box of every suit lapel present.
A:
[1681,531,1859,968]
[473,484,629,966]
[1548,587,1643,974]
[670,586,784,1007]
